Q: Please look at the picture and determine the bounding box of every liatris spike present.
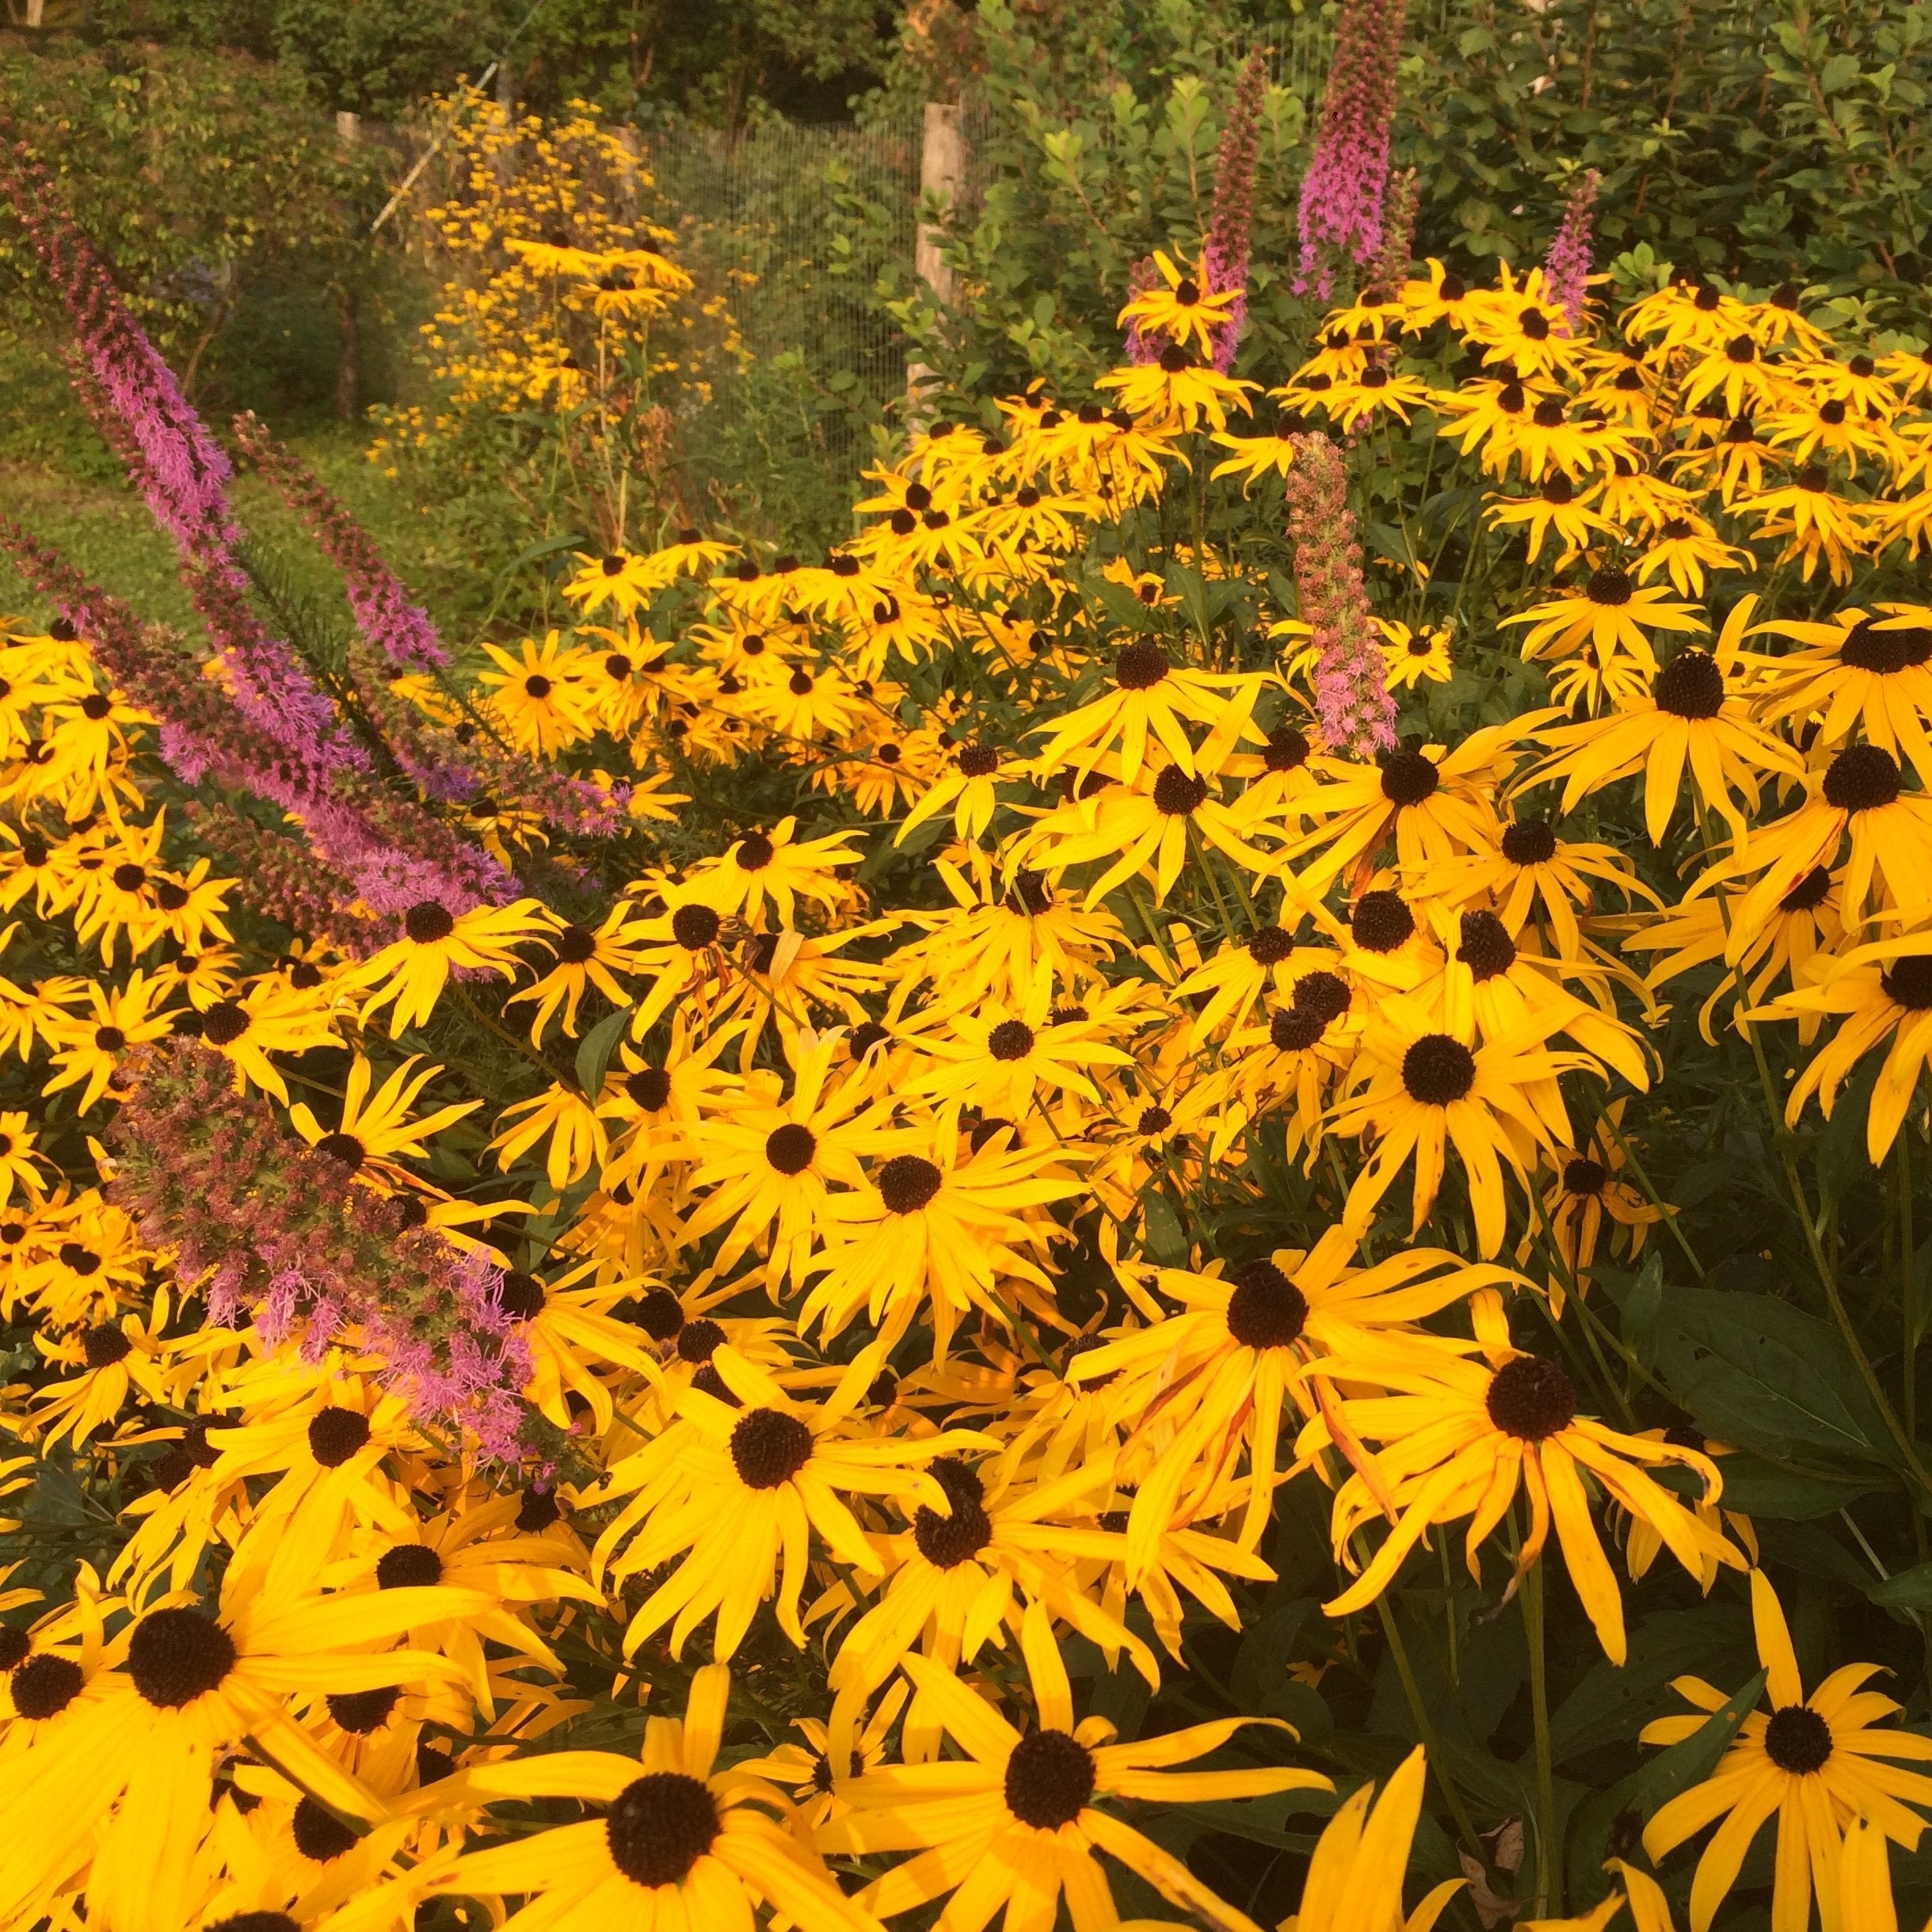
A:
[1202,51,1269,372]
[107,1039,540,1465]
[8,153,364,775]
[1283,432,1397,759]
[233,413,448,672]
[1545,170,1603,334]
[1362,166,1420,303]
[1295,0,1410,299]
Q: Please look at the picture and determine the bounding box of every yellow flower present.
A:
[821,1599,1328,1932]
[352,898,547,1037]
[1322,1297,1738,1663]
[1643,1570,1932,1932]
[423,1663,883,1932]
[1282,1746,1464,1931]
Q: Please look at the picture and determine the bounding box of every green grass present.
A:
[0,417,468,646]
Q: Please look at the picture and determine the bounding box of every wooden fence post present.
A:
[906,101,963,424]
[335,110,361,421]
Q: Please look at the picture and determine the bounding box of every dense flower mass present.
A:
[5,69,1932,1932]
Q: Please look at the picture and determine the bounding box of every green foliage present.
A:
[0,37,386,406]
[865,0,1931,420]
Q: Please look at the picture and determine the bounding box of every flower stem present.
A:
[1743,1019,1932,1501]
[1521,1553,1558,1915]
[1366,1583,1488,1873]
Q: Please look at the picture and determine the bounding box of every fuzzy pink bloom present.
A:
[1545,170,1603,334]
[109,1042,542,1467]
[1296,0,1411,299]
[1283,432,1396,758]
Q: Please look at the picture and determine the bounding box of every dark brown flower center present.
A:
[82,1324,131,1370]
[729,1407,814,1488]
[308,1408,372,1467]
[1457,911,1517,981]
[1882,956,1932,1011]
[1563,1157,1609,1196]
[327,1686,400,1734]
[200,1000,249,1046]
[1224,1257,1309,1350]
[1485,1356,1576,1441]
[497,1271,546,1320]
[1004,1728,1096,1829]
[1401,1034,1477,1105]
[1779,867,1831,912]
[878,1153,943,1213]
[676,1318,725,1365]
[606,1772,721,1888]
[1587,567,1633,607]
[294,1797,359,1862]
[765,1122,817,1174]
[11,1653,83,1719]
[1822,744,1901,813]
[1263,724,1309,772]
[1502,817,1557,865]
[1763,1704,1833,1774]
[375,1543,444,1589]
[405,901,455,944]
[1115,642,1171,690]
[671,905,722,951]
[988,1019,1035,1061]
[913,1459,993,1568]
[1351,890,1415,954]
[1153,768,1208,815]
[627,1067,673,1110]
[1247,924,1295,966]
[1380,749,1440,805]
[1653,650,1724,719]
[128,1606,236,1708]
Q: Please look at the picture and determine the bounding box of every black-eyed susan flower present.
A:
[1768,936,1932,1161]
[821,1599,1328,1931]
[506,902,654,1043]
[1642,1569,1932,1932]
[1328,1004,1589,1255]
[1069,1225,1515,1563]
[1523,635,1802,848]
[352,898,547,1038]
[422,1663,884,1932]
[1320,1298,1737,1662]
[288,1056,480,1191]
[801,1127,1084,1358]
[478,631,597,755]
[589,1347,991,1660]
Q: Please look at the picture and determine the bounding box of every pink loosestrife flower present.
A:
[1545,170,1603,334]
[1282,433,1397,759]
[1295,0,1411,299]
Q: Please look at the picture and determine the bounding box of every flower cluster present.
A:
[4,100,1932,1932]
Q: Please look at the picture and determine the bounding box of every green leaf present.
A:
[1621,1252,1663,1370]
[1820,51,1862,92]
[1709,1454,1878,1521]
[1167,562,1214,646]
[1141,1190,1188,1266]
[574,1004,634,1103]
[495,529,589,589]
[1867,1560,1932,1608]
[1652,1286,1892,1465]
[1566,1669,1766,1907]
[1549,1606,1749,1764]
